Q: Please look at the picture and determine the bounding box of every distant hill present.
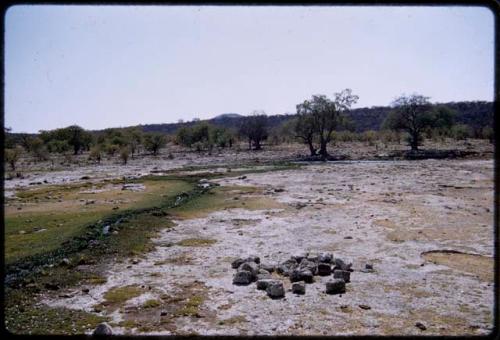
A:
[138,101,493,135]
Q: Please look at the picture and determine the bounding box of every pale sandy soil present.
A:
[41,158,495,336]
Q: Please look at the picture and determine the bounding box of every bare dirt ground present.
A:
[38,156,495,335]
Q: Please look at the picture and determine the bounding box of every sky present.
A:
[4,5,495,133]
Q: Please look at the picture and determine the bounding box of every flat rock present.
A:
[333,269,351,283]
[257,279,279,290]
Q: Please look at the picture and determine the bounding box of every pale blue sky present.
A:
[5,5,495,133]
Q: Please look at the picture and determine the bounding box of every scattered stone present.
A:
[344,236,353,239]
[102,225,110,235]
[93,322,113,335]
[415,322,427,331]
[259,264,275,273]
[334,258,353,272]
[257,279,278,290]
[238,176,247,180]
[233,270,253,285]
[266,281,285,299]
[326,279,346,294]
[361,263,375,273]
[85,200,95,205]
[80,176,91,180]
[276,258,298,276]
[274,188,285,192]
[359,304,371,310]
[318,252,333,263]
[298,259,318,275]
[19,230,26,235]
[112,206,120,210]
[238,261,259,278]
[317,263,332,276]
[290,269,314,283]
[257,273,272,280]
[82,288,90,294]
[291,253,308,263]
[333,269,351,283]
[292,282,306,295]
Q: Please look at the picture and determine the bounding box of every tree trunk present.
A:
[307,140,317,156]
[410,132,419,151]
[319,141,328,161]
[253,139,261,150]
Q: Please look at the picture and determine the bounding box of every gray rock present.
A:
[93,322,113,335]
[333,269,351,283]
[246,255,260,264]
[231,258,246,269]
[258,269,270,275]
[306,253,320,263]
[60,258,71,266]
[257,279,279,290]
[238,262,259,278]
[233,270,253,285]
[257,273,272,281]
[334,258,353,271]
[259,264,275,273]
[266,281,285,299]
[326,279,346,294]
[317,263,332,276]
[361,263,375,273]
[292,282,306,295]
[289,269,314,283]
[298,259,318,275]
[365,263,373,270]
[276,258,298,276]
[292,253,308,263]
[318,252,334,263]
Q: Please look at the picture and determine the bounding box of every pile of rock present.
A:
[231,252,357,299]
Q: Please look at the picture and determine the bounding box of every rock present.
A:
[246,256,260,264]
[233,270,253,285]
[257,279,278,290]
[80,176,91,180]
[318,252,333,263]
[266,281,285,299]
[298,259,317,275]
[292,253,308,263]
[258,269,270,275]
[238,262,259,278]
[82,288,90,294]
[276,258,298,276]
[333,269,351,283]
[93,322,113,335]
[289,269,314,283]
[317,263,332,276]
[415,322,427,331]
[361,263,375,273]
[292,282,306,295]
[257,273,272,281]
[231,258,245,269]
[60,258,71,266]
[259,264,275,273]
[344,236,353,239]
[326,279,346,294]
[306,254,319,262]
[102,225,110,235]
[334,258,353,271]
[359,304,371,310]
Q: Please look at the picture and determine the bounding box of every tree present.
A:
[294,107,318,156]
[120,146,130,164]
[5,146,23,171]
[125,128,143,158]
[88,145,103,164]
[64,125,92,155]
[143,132,166,155]
[295,89,358,159]
[239,111,268,150]
[383,94,435,151]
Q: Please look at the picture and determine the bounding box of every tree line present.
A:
[4,90,494,170]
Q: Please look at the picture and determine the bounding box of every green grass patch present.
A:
[142,299,161,308]
[103,285,143,304]
[174,295,205,317]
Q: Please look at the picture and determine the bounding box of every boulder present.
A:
[276,258,298,276]
[259,264,275,273]
[291,253,308,263]
[318,252,334,263]
[289,269,314,283]
[326,279,346,294]
[317,263,332,276]
[231,258,245,269]
[238,262,259,278]
[333,269,351,283]
[257,279,279,290]
[257,273,272,281]
[233,270,253,285]
[334,258,353,272]
[93,322,113,335]
[292,282,306,295]
[266,281,285,299]
[298,259,318,275]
